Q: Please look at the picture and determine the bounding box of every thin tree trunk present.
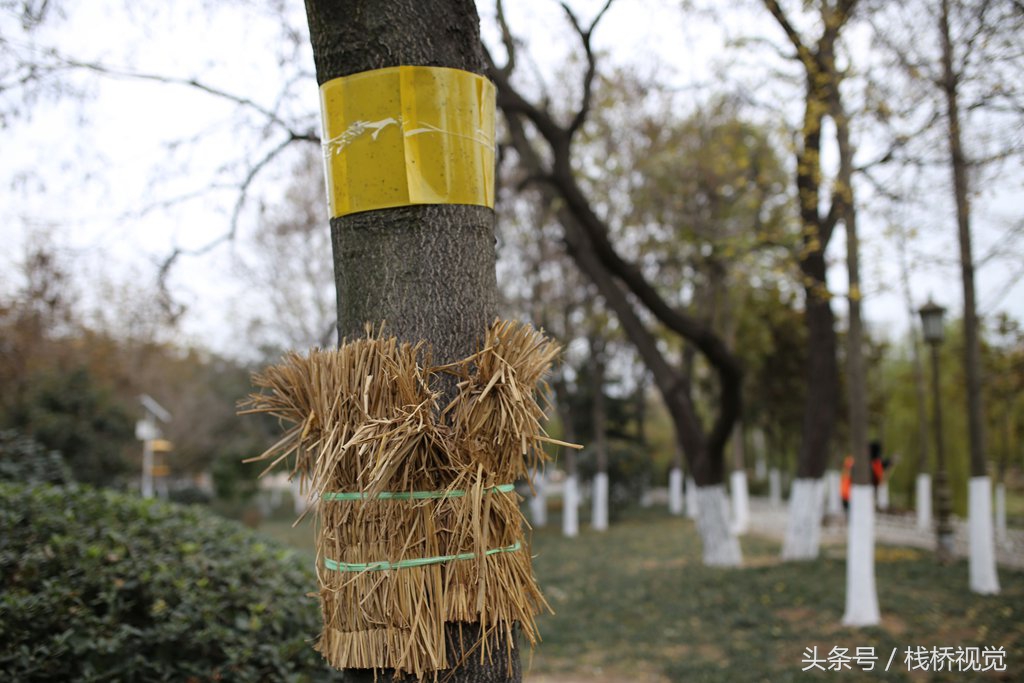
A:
[589,334,609,531]
[834,95,879,626]
[895,222,933,522]
[730,422,750,535]
[303,2,519,679]
[529,469,547,528]
[553,374,579,539]
[939,0,999,595]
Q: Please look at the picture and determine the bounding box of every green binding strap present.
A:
[321,483,515,502]
[324,541,522,572]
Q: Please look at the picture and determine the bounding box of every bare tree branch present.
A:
[48,53,319,143]
[560,0,614,138]
[155,133,307,317]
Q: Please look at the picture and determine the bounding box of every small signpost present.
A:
[136,394,172,499]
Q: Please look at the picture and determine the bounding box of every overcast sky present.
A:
[2,0,1021,358]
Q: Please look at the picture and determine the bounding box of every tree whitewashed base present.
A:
[825,469,842,517]
[968,476,1000,594]
[730,470,750,535]
[591,472,609,531]
[685,476,699,518]
[668,467,684,516]
[530,470,547,528]
[877,480,890,510]
[291,477,309,515]
[640,489,653,508]
[769,468,782,507]
[916,473,932,531]
[755,455,767,482]
[563,473,579,538]
[842,485,880,627]
[694,485,742,567]
[781,478,825,561]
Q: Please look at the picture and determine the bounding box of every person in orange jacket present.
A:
[869,440,887,487]
[840,455,854,511]
[841,441,888,512]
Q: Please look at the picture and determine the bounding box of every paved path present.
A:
[745,496,1024,569]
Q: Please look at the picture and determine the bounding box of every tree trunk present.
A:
[589,334,609,531]
[939,0,999,595]
[916,473,933,531]
[669,462,684,516]
[694,485,742,566]
[729,423,749,535]
[303,2,520,679]
[769,468,782,507]
[781,478,825,560]
[835,94,879,626]
[842,485,880,626]
[553,375,579,539]
[529,469,547,528]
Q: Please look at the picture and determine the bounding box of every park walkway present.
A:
[745,496,1024,569]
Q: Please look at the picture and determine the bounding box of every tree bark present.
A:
[303,1,518,679]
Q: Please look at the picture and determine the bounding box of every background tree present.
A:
[759,0,860,561]
[488,3,805,565]
[867,0,1024,594]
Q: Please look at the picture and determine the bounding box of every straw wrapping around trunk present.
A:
[240,321,566,679]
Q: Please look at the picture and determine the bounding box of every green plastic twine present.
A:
[323,541,522,572]
[321,483,515,502]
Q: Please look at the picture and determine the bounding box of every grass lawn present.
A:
[258,506,1022,682]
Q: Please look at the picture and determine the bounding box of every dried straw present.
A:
[240,321,571,679]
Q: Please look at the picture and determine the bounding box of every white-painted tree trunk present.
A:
[995,482,1007,543]
[781,478,825,560]
[877,480,890,510]
[668,467,684,516]
[755,455,767,482]
[562,473,579,538]
[730,470,750,535]
[529,470,547,528]
[694,485,742,566]
[591,472,609,531]
[968,476,1000,594]
[685,476,699,518]
[291,477,308,515]
[916,473,932,531]
[769,468,782,507]
[841,485,880,627]
[753,429,767,481]
[825,469,842,517]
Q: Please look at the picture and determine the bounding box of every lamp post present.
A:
[919,299,954,562]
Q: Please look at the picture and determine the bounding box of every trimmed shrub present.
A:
[0,483,341,682]
[0,430,73,486]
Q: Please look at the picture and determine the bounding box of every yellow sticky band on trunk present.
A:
[319,66,496,218]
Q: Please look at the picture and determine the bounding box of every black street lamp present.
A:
[919,299,954,562]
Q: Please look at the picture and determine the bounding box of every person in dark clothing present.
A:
[869,440,891,489]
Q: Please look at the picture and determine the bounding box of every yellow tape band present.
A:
[319,66,496,218]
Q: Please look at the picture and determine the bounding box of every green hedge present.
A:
[0,430,73,486]
[0,483,342,682]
